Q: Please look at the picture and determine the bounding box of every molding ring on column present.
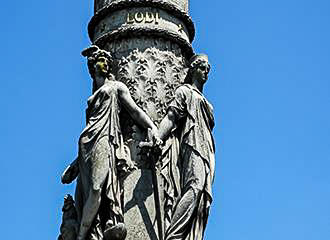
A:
[93,26,194,58]
[88,0,195,43]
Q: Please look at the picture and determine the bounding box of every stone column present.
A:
[88,1,195,239]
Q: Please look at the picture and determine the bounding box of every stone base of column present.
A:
[124,168,164,240]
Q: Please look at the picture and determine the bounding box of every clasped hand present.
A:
[138,128,163,155]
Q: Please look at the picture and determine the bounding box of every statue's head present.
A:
[62,194,75,212]
[185,54,211,84]
[81,45,114,80]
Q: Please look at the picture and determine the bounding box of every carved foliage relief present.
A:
[116,46,187,124]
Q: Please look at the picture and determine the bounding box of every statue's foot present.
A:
[104,223,127,240]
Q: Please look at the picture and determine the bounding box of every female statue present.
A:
[157,54,215,240]
[61,46,160,240]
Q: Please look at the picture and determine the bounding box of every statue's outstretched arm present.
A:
[61,157,79,184]
[158,109,177,141]
[118,83,157,133]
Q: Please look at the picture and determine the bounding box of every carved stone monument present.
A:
[59,1,215,240]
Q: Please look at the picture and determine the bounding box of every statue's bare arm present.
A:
[117,82,157,132]
[158,109,177,141]
[61,157,79,184]
[138,109,176,153]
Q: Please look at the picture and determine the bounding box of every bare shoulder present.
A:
[100,81,117,94]
[115,81,130,93]
[174,84,190,97]
[176,84,190,93]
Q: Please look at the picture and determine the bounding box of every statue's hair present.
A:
[81,45,114,92]
[81,45,114,79]
[64,194,74,202]
[62,194,75,212]
[184,54,211,84]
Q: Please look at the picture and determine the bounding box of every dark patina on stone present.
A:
[58,1,216,240]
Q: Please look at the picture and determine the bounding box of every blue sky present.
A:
[1,0,330,239]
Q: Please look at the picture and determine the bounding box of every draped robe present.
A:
[75,81,130,239]
[165,84,215,240]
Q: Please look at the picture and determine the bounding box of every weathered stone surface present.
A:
[91,7,190,44]
[94,0,189,14]
[123,169,162,240]
[58,195,79,240]
[88,1,195,59]
[111,41,186,240]
[115,44,187,123]
[157,54,215,240]
[59,1,216,240]
[60,46,161,240]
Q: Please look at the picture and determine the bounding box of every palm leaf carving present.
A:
[117,47,187,123]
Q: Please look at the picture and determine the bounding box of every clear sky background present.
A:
[1,0,330,239]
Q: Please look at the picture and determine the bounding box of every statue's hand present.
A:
[138,128,163,158]
[138,128,162,149]
[150,127,163,148]
[138,141,154,149]
[61,159,79,184]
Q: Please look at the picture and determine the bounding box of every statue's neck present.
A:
[94,76,105,89]
[192,80,204,93]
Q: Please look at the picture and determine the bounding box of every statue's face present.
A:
[192,60,210,83]
[94,56,109,77]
